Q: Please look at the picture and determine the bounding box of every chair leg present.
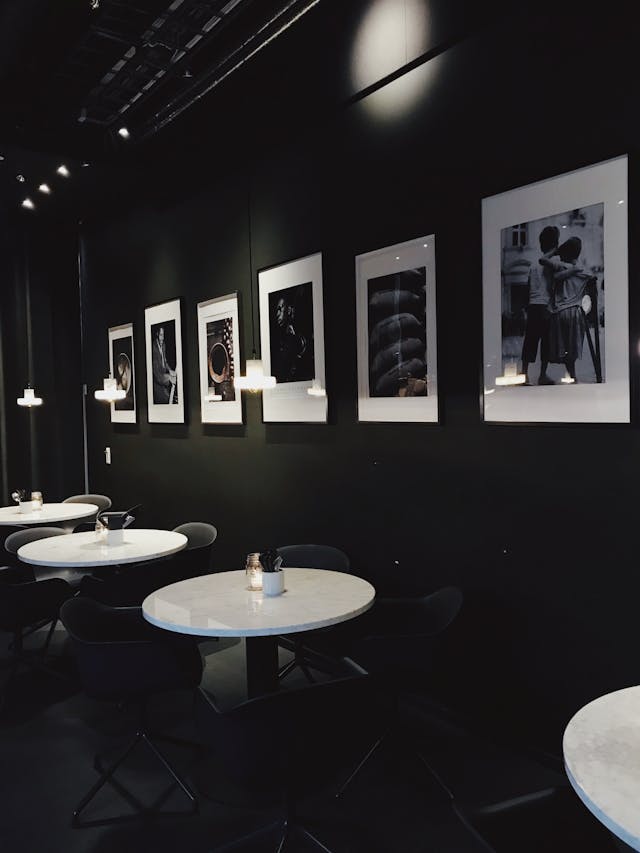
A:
[42,618,58,655]
[298,826,335,853]
[274,820,289,853]
[143,733,198,808]
[211,819,282,852]
[73,729,198,827]
[278,641,316,685]
[73,732,144,825]
[278,659,298,680]
[335,734,385,799]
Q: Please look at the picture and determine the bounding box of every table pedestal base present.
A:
[245,636,279,698]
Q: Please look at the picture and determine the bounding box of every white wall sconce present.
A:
[95,375,126,402]
[17,386,43,407]
[235,356,276,392]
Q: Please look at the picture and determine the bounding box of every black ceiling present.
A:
[0,0,320,160]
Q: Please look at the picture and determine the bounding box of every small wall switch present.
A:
[105,447,111,465]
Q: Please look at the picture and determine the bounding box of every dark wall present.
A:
[0,217,84,503]
[80,1,640,752]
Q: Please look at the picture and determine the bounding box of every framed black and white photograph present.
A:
[482,155,629,423]
[108,323,136,423]
[356,236,438,422]
[144,298,185,424]
[197,293,242,424]
[258,252,327,423]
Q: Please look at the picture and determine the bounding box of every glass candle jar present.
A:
[245,552,263,590]
[31,491,43,510]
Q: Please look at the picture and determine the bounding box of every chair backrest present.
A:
[173,522,217,550]
[72,522,97,534]
[348,586,463,678]
[195,675,390,792]
[366,585,463,639]
[60,597,202,700]
[4,526,67,555]
[170,522,218,579]
[277,544,351,573]
[63,494,112,511]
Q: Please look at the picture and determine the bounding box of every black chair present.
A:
[276,544,351,683]
[195,675,391,852]
[331,586,463,797]
[62,494,112,531]
[172,522,218,578]
[60,596,203,826]
[63,493,112,512]
[5,526,88,586]
[79,521,218,607]
[0,573,74,711]
[72,522,99,534]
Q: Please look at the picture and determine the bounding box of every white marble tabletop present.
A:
[142,568,375,637]
[564,685,640,851]
[0,502,98,526]
[18,528,187,568]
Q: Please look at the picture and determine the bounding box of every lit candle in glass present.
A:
[31,491,43,511]
[245,552,263,590]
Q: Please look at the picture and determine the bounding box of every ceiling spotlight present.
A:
[117,126,130,139]
[21,198,35,210]
[0,155,5,161]
[56,164,70,177]
[81,161,91,168]
[183,69,193,79]
[16,174,25,183]
[90,0,100,9]
[38,183,51,194]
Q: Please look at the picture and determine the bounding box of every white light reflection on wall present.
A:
[350,0,438,122]
[360,57,441,122]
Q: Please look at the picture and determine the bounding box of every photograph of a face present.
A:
[367,267,427,398]
[206,317,235,401]
[111,335,135,411]
[501,203,604,386]
[108,322,136,424]
[151,319,179,405]
[268,282,315,384]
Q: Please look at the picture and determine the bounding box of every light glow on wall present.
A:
[360,58,441,122]
[351,0,435,121]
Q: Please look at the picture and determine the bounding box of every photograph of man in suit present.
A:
[152,323,178,404]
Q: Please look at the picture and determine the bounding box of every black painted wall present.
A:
[78,1,640,751]
[0,217,84,504]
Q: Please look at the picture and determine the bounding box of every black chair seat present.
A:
[0,575,74,711]
[60,597,203,826]
[195,675,392,851]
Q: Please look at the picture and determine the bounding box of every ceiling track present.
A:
[133,0,321,143]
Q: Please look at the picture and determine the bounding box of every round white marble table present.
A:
[18,529,188,568]
[143,568,375,696]
[564,686,640,851]
[0,502,98,526]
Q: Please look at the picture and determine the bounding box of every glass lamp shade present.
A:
[235,359,276,392]
[17,387,43,407]
[307,379,326,397]
[494,374,526,386]
[95,376,126,402]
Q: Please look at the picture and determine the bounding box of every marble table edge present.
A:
[17,530,188,567]
[564,760,639,851]
[142,592,375,638]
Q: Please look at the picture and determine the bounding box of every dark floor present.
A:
[0,626,629,853]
